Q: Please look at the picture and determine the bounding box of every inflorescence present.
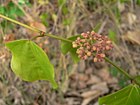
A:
[72,31,113,62]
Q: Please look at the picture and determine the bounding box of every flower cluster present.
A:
[72,31,113,62]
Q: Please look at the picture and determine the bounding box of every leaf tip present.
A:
[51,80,58,89]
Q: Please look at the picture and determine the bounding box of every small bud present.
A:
[73,43,78,48]
[89,37,92,40]
[81,33,88,38]
[92,46,96,51]
[84,35,88,38]
[87,52,91,56]
[93,37,97,40]
[76,49,80,54]
[81,33,85,36]
[100,53,105,58]
[106,40,111,44]
[105,46,110,50]
[77,37,81,40]
[93,57,98,62]
[91,31,95,35]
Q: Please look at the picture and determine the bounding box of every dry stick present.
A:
[0,14,135,83]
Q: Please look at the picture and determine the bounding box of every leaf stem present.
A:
[0,14,72,42]
[104,57,133,80]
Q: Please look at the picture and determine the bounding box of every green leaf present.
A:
[69,47,80,63]
[134,76,140,85]
[62,6,69,15]
[61,35,80,63]
[137,0,140,5]
[0,6,5,14]
[8,2,24,17]
[40,13,49,27]
[63,18,71,25]
[61,35,78,54]
[99,84,140,105]
[6,40,57,89]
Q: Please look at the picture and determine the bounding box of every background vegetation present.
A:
[0,0,140,105]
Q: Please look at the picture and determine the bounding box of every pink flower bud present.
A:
[93,37,97,40]
[105,46,110,50]
[72,30,113,62]
[77,37,81,40]
[89,37,92,40]
[81,33,88,38]
[91,31,95,34]
[92,46,96,51]
[100,53,105,58]
[87,46,90,50]
[106,40,111,44]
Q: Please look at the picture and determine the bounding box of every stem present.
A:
[104,57,133,80]
[0,14,72,42]
[31,33,72,42]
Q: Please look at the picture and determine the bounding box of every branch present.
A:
[0,14,72,42]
